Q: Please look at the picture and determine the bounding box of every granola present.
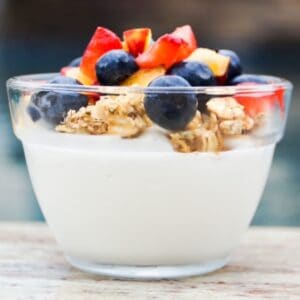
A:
[206,97,255,135]
[56,94,151,138]
[168,96,258,152]
[186,111,202,130]
[56,94,257,152]
[168,113,223,153]
[206,97,245,120]
[55,107,108,135]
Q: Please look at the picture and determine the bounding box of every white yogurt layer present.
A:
[20,128,275,266]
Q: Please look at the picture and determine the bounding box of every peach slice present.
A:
[121,67,165,87]
[187,48,230,77]
[61,67,95,85]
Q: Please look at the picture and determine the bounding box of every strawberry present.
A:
[235,83,285,117]
[136,25,197,69]
[123,28,152,57]
[172,25,197,54]
[80,27,122,84]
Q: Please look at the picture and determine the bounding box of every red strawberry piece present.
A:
[235,83,285,117]
[136,25,197,69]
[123,28,152,57]
[80,27,122,84]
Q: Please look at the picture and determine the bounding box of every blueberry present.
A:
[144,75,198,131]
[29,75,88,125]
[31,91,48,107]
[68,56,82,67]
[96,50,138,85]
[167,61,216,86]
[34,91,88,124]
[229,74,268,85]
[50,75,81,85]
[218,49,242,81]
[27,105,41,122]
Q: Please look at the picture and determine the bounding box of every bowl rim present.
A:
[7,72,293,95]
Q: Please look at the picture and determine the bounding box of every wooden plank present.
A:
[0,223,299,299]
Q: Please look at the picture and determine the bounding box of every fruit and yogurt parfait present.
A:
[7,25,292,279]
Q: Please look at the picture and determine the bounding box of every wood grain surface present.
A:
[0,223,299,299]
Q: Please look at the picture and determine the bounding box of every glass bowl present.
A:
[7,73,293,279]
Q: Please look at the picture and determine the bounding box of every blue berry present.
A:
[31,91,48,107]
[144,75,198,131]
[218,49,242,80]
[96,50,138,85]
[68,56,82,67]
[50,75,80,85]
[27,105,41,122]
[167,61,216,86]
[29,76,88,125]
[35,91,88,124]
[229,74,268,85]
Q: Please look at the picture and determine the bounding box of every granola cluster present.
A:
[56,94,151,138]
[168,97,255,152]
[55,106,108,135]
[56,95,256,153]
[169,112,223,152]
[206,97,254,135]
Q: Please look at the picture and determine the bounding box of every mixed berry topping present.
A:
[26,25,285,152]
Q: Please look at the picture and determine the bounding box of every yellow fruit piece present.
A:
[186,48,230,77]
[77,69,95,85]
[121,67,165,87]
[63,67,95,85]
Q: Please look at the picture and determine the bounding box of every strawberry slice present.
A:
[123,28,152,57]
[80,27,122,84]
[136,34,186,68]
[172,25,197,54]
[275,87,285,112]
[235,83,285,117]
[136,25,197,69]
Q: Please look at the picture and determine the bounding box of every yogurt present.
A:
[20,128,274,267]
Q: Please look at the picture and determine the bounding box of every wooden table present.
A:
[0,223,299,299]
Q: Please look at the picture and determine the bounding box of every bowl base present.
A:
[66,255,229,280]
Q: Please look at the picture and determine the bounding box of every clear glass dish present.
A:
[7,73,293,279]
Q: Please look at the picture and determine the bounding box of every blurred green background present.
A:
[0,0,299,225]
